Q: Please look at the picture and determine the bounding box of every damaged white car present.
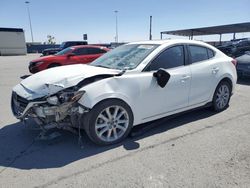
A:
[12,40,237,145]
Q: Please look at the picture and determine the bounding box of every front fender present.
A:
[80,92,134,111]
[77,76,139,120]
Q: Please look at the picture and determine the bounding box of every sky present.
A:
[1,0,250,44]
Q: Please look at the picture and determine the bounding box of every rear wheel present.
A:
[84,99,133,145]
[212,81,232,112]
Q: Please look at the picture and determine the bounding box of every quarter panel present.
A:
[208,59,237,101]
[189,59,220,105]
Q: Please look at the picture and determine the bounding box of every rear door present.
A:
[188,45,218,106]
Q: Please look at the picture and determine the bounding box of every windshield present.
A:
[55,47,73,56]
[90,44,159,70]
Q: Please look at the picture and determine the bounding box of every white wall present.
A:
[0,31,27,55]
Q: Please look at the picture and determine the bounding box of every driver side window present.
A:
[147,45,184,71]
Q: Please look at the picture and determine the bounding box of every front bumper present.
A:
[29,63,39,73]
[11,91,87,124]
[11,91,46,119]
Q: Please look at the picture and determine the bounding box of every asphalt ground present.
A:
[0,54,249,188]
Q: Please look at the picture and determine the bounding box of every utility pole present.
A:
[114,10,118,43]
[149,16,152,40]
[25,1,34,42]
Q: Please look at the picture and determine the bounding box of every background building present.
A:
[0,28,27,55]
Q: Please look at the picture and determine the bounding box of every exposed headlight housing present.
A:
[47,96,59,105]
[47,91,85,105]
[58,90,85,104]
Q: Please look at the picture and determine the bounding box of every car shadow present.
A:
[0,108,216,170]
[237,77,250,86]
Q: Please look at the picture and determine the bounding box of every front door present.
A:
[135,45,191,121]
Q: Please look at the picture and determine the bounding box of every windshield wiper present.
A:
[93,65,113,69]
[116,69,127,76]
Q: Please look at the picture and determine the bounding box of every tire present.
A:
[47,63,60,69]
[212,81,232,112]
[84,99,134,145]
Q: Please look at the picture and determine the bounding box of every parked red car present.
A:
[29,45,110,73]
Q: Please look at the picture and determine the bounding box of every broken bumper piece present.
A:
[11,91,88,126]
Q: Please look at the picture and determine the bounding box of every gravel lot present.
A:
[0,54,250,188]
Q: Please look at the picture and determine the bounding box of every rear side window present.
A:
[148,45,185,71]
[73,48,88,55]
[189,45,208,63]
[189,45,215,63]
[88,48,107,54]
[207,48,214,58]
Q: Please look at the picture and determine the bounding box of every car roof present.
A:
[129,39,212,46]
[128,39,221,53]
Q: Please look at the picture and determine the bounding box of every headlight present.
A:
[47,91,85,105]
[47,96,59,105]
[30,61,43,66]
[58,90,85,104]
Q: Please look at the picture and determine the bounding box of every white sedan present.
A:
[12,39,237,145]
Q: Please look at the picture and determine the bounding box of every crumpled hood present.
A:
[14,64,120,100]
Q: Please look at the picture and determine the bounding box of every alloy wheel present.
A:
[94,105,129,142]
[215,84,230,110]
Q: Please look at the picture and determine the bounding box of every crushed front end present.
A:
[11,88,88,131]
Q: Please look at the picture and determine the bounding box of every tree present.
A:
[46,35,56,44]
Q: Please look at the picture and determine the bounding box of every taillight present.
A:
[231,59,237,66]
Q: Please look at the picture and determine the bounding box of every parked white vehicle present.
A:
[12,39,237,145]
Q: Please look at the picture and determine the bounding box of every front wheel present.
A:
[212,81,232,112]
[84,99,134,145]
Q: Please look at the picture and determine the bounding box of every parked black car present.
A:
[217,38,250,58]
[42,41,88,56]
[236,52,250,77]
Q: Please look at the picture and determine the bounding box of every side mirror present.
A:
[67,53,75,57]
[153,69,170,88]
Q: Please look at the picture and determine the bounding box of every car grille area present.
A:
[29,62,39,73]
[11,92,29,117]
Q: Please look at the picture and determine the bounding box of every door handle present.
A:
[181,75,191,82]
[212,67,219,74]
